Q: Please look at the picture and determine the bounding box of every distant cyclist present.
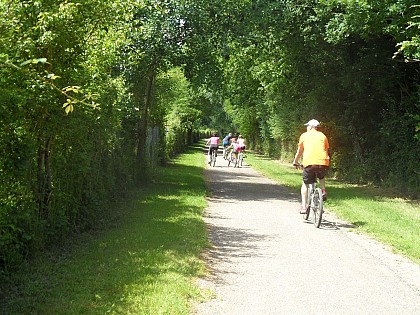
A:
[227,138,242,161]
[237,135,246,155]
[206,133,219,164]
[292,119,330,214]
[222,132,233,159]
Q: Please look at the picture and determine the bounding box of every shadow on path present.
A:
[205,167,297,202]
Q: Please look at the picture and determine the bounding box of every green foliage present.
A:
[394,4,420,62]
[0,146,208,314]
[0,0,214,276]
[1,0,419,280]
[0,0,140,274]
[0,181,36,274]
[155,68,201,159]
[219,0,420,193]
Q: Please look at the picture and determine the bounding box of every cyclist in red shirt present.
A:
[292,119,330,214]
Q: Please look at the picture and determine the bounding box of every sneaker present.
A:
[322,189,327,201]
[299,206,307,214]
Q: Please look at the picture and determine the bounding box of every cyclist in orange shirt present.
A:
[292,119,330,214]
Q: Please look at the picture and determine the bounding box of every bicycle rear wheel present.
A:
[212,152,216,167]
[312,188,323,228]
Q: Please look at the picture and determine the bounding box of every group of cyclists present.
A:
[206,118,330,216]
[205,132,246,166]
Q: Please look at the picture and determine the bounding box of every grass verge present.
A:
[246,153,420,265]
[0,144,210,315]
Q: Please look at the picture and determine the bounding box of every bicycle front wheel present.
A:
[312,188,323,228]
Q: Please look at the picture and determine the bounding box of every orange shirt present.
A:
[298,129,330,167]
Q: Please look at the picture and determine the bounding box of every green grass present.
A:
[2,146,418,314]
[246,153,420,264]
[0,144,210,315]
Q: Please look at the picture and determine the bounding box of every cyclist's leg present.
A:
[319,177,325,190]
[316,165,329,200]
[300,183,309,211]
[301,166,315,213]
[233,152,239,167]
[211,146,217,157]
[320,180,327,200]
[208,146,214,164]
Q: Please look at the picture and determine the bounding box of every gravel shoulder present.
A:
[193,156,420,315]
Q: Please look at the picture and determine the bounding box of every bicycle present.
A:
[294,164,324,228]
[209,147,217,167]
[227,151,238,167]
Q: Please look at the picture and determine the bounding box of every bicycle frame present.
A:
[223,146,229,160]
[209,147,217,167]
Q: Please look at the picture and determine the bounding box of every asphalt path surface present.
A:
[193,152,420,315]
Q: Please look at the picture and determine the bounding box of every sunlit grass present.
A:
[4,147,418,314]
[0,145,210,314]
[246,153,420,264]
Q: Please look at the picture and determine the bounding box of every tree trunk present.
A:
[37,136,53,219]
[136,64,155,181]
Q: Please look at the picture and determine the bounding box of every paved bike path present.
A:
[193,157,420,314]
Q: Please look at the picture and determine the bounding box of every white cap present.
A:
[304,119,320,127]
